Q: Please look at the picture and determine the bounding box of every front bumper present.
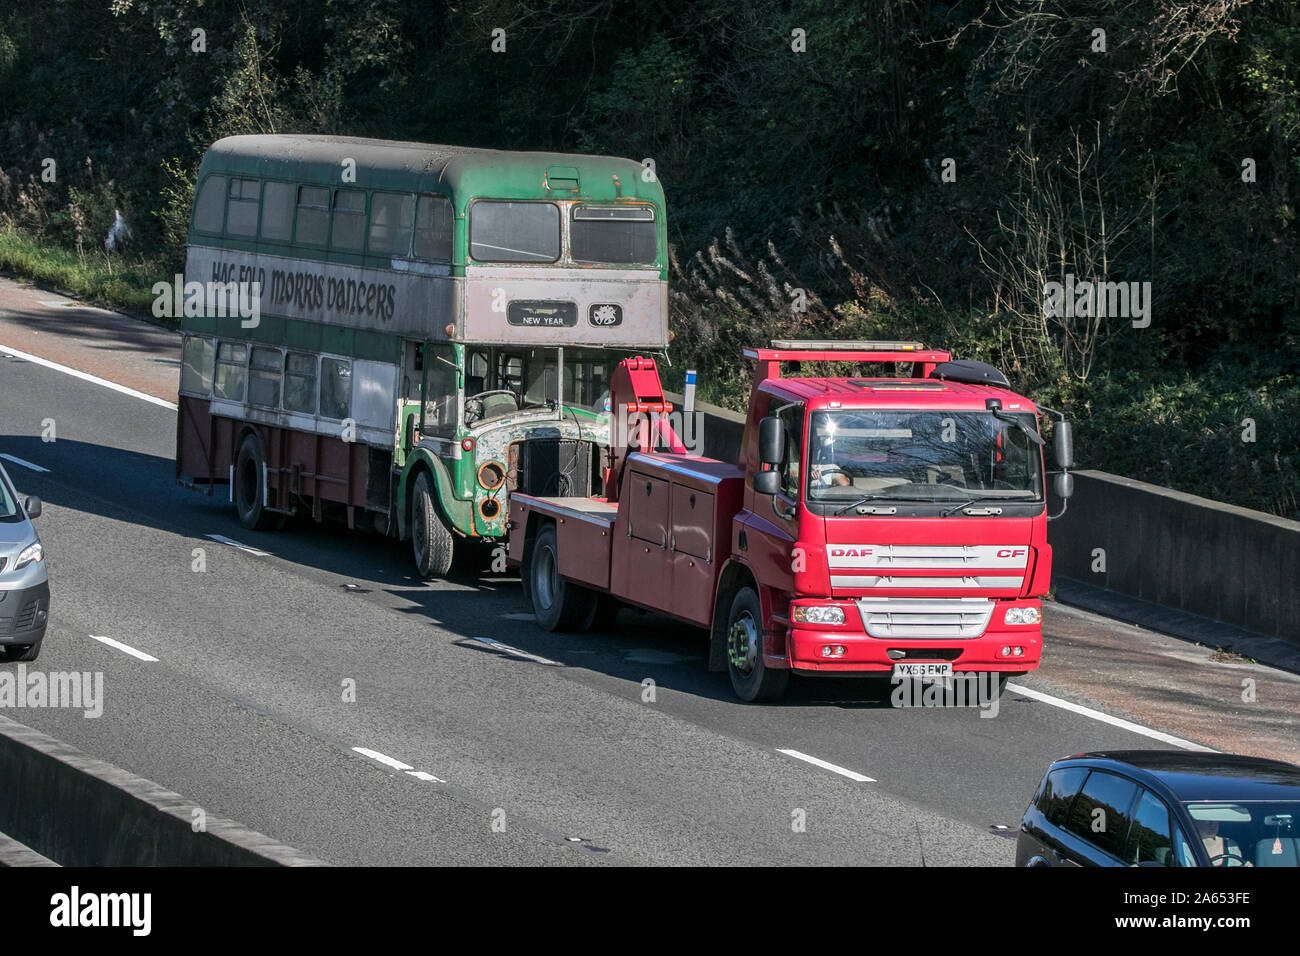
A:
[786,598,1042,673]
[0,580,50,646]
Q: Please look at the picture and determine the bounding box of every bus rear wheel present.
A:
[235,434,283,531]
[411,471,454,578]
[529,524,595,631]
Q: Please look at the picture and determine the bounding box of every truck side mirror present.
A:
[1053,420,1074,470]
[758,416,784,466]
[1053,472,1074,501]
[753,469,781,496]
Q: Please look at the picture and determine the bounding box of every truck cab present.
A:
[736,342,1063,700]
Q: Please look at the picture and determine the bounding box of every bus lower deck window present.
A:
[248,347,282,408]
[214,343,248,401]
[320,358,351,420]
[181,336,215,395]
[284,352,317,414]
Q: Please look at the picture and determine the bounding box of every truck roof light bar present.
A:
[768,339,926,351]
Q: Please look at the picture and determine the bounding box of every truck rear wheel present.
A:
[529,524,596,631]
[235,434,284,531]
[726,587,789,703]
[411,471,455,578]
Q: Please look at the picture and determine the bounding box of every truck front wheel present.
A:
[529,524,596,631]
[726,587,789,703]
[411,471,455,578]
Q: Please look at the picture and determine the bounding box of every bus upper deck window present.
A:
[470,201,559,263]
[570,204,656,265]
[194,176,226,233]
[330,189,366,251]
[414,195,453,260]
[261,182,294,241]
[226,179,260,237]
[368,193,414,257]
[295,186,329,245]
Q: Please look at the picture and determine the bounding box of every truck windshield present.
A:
[805,409,1042,506]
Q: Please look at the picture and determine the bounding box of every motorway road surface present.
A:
[2,278,1298,866]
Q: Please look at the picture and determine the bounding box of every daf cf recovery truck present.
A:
[507,340,1074,702]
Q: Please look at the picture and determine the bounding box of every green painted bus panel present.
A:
[191,135,669,278]
[181,312,401,364]
[395,449,472,541]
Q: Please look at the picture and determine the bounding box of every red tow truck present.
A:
[507,340,1074,702]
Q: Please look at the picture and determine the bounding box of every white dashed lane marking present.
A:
[777,749,876,782]
[352,747,445,783]
[88,635,159,663]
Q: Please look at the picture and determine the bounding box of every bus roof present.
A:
[199,135,665,207]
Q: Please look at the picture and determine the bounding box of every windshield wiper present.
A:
[991,409,1046,446]
[941,495,1025,517]
[829,491,937,515]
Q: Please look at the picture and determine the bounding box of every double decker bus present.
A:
[175,134,668,576]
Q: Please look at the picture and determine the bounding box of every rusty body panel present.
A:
[176,394,380,527]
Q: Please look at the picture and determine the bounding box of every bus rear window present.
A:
[470,201,559,263]
[570,205,656,265]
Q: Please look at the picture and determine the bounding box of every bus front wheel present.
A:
[411,471,454,578]
[235,434,283,531]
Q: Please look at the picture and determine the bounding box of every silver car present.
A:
[0,461,48,661]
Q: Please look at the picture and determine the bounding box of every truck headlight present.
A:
[1005,606,1041,626]
[792,605,845,626]
[14,541,43,570]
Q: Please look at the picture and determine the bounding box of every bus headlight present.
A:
[792,605,845,626]
[1005,606,1041,626]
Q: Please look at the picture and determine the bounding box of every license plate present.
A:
[892,662,953,680]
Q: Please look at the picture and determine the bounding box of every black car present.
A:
[1017,750,1300,867]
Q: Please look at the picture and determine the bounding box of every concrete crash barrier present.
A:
[1049,470,1300,643]
[663,390,746,464]
[0,715,326,866]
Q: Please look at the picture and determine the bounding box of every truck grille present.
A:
[855,598,994,639]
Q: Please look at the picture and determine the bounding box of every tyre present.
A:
[725,586,789,703]
[411,471,455,578]
[234,434,283,531]
[528,524,596,631]
[3,641,40,662]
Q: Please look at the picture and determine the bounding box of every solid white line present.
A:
[0,453,49,473]
[777,749,876,782]
[469,636,561,666]
[88,635,158,662]
[0,344,177,410]
[352,747,413,772]
[205,534,270,557]
[1006,682,1215,752]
